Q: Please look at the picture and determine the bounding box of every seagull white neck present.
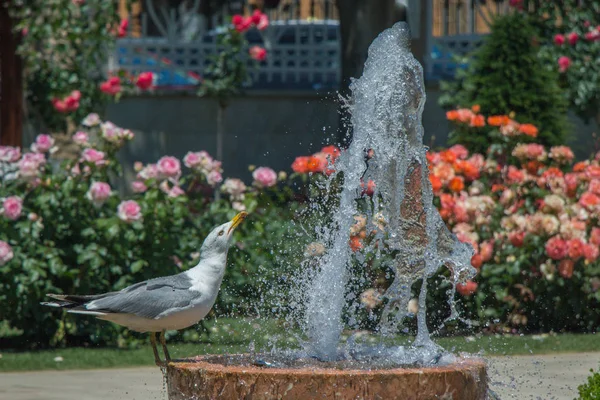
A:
[185,253,227,297]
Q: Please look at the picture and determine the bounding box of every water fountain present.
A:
[167,22,488,399]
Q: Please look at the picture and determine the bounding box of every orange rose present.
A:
[321,145,341,161]
[448,176,465,192]
[440,150,457,164]
[487,115,510,126]
[349,236,363,252]
[429,174,442,192]
[518,124,539,137]
[558,259,574,279]
[471,254,483,269]
[307,154,327,173]
[573,161,588,172]
[291,156,310,173]
[461,161,480,181]
[446,110,459,121]
[456,281,478,296]
[469,114,485,127]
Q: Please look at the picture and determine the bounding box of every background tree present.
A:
[439,13,569,153]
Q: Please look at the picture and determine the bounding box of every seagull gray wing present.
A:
[86,273,200,319]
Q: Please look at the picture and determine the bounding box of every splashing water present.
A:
[299,22,476,364]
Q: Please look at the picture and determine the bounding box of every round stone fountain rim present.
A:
[169,354,486,376]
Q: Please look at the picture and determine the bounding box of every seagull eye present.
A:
[218,230,224,236]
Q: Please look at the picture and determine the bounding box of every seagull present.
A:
[41,211,248,367]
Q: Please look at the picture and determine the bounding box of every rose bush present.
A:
[291,112,600,334]
[428,112,600,333]
[0,115,298,348]
[512,0,600,124]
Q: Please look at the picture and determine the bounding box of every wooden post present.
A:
[0,1,23,147]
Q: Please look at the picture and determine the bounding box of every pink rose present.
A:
[448,144,469,160]
[117,18,128,38]
[82,148,105,165]
[508,0,522,8]
[117,200,142,223]
[545,236,568,260]
[589,179,600,194]
[549,146,574,164]
[554,34,565,46]
[558,56,571,73]
[157,156,181,179]
[579,192,600,210]
[221,178,246,199]
[31,134,55,153]
[131,181,148,193]
[86,182,111,206]
[254,11,269,30]
[183,151,204,168]
[82,113,101,127]
[252,166,277,188]
[0,146,21,163]
[249,46,267,61]
[2,196,23,220]
[567,32,578,45]
[101,121,121,143]
[207,170,223,186]
[567,238,585,260]
[168,186,185,198]
[232,15,252,33]
[585,30,600,41]
[100,77,121,95]
[456,280,478,296]
[135,72,154,90]
[583,244,599,262]
[590,227,600,246]
[120,129,134,141]
[72,131,89,146]
[18,153,45,178]
[509,231,525,247]
[479,240,494,262]
[138,164,159,180]
[0,240,13,266]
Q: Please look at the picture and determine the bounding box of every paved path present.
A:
[1,353,599,399]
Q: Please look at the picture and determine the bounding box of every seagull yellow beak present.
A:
[228,211,248,234]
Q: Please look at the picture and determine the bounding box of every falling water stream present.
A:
[296,21,477,366]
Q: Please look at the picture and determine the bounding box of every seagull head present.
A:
[200,212,248,257]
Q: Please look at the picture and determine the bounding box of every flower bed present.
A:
[0,115,297,348]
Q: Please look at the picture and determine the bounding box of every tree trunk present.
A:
[335,0,406,145]
[0,1,24,147]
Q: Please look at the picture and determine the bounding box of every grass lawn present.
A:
[1,317,599,372]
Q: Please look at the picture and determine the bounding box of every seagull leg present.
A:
[150,332,164,367]
[159,330,171,363]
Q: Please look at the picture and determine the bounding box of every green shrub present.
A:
[0,117,300,349]
[517,0,600,125]
[439,13,569,154]
[578,368,600,400]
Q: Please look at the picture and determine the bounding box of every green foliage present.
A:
[0,119,299,349]
[197,26,251,106]
[439,13,569,153]
[578,368,600,400]
[522,0,600,123]
[9,0,127,132]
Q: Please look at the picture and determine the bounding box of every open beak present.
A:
[228,211,248,234]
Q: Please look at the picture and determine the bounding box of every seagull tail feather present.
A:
[41,293,113,311]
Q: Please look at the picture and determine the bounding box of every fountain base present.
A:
[166,355,487,399]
